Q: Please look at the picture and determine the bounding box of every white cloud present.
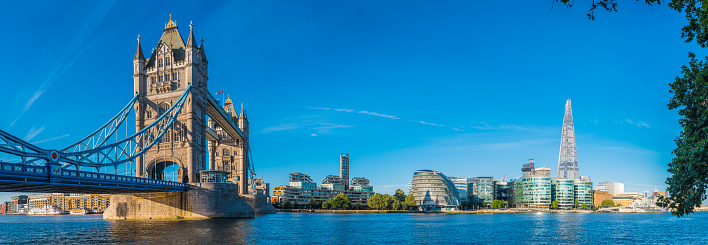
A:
[357,111,400,120]
[23,126,46,141]
[623,119,650,128]
[308,106,465,131]
[262,123,299,133]
[32,134,70,144]
[310,134,317,136]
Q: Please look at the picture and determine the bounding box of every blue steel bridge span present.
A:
[0,83,245,194]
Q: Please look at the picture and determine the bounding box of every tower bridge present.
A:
[0,16,274,219]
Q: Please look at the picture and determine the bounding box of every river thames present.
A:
[0,212,704,244]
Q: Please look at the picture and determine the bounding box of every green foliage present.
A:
[324,193,352,210]
[284,200,293,209]
[394,189,406,202]
[491,200,503,209]
[367,193,386,210]
[658,52,708,217]
[553,0,708,218]
[309,198,323,209]
[404,193,416,209]
[601,199,615,208]
[551,200,559,209]
[581,203,587,209]
[322,202,330,209]
[574,199,580,209]
[502,201,509,208]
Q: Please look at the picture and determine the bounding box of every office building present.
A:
[551,179,575,209]
[493,180,512,203]
[515,159,552,209]
[597,182,625,195]
[470,177,494,204]
[289,172,317,189]
[594,190,613,207]
[350,177,373,192]
[557,99,580,180]
[410,170,460,211]
[448,177,470,202]
[574,179,593,208]
[340,153,350,189]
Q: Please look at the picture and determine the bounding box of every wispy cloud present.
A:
[32,134,70,145]
[262,123,299,133]
[23,126,46,141]
[605,146,660,155]
[262,117,353,135]
[358,111,400,120]
[623,119,650,128]
[11,43,93,127]
[308,106,463,131]
[466,122,546,132]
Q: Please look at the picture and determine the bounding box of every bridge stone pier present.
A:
[103,16,274,219]
[104,183,255,219]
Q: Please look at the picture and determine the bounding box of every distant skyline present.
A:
[0,1,701,202]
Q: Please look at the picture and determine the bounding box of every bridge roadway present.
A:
[0,161,186,194]
[205,91,244,142]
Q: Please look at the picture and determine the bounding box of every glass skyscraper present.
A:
[411,170,460,211]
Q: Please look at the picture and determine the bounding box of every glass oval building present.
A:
[411,170,460,211]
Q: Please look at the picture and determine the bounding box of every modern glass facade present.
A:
[515,176,551,208]
[471,177,494,204]
[448,177,470,201]
[411,170,460,210]
[551,179,575,209]
[574,180,593,208]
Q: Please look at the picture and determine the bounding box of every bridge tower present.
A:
[133,16,208,184]
[209,97,250,194]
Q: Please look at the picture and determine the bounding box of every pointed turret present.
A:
[134,35,145,61]
[199,37,208,62]
[186,21,198,49]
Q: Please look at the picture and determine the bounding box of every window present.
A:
[223,149,230,156]
[159,103,170,116]
[146,110,152,119]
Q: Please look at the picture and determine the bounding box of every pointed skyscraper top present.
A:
[557,99,579,179]
[134,35,145,61]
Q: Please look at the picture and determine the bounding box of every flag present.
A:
[215,89,223,95]
[225,103,233,108]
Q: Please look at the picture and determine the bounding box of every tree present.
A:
[574,199,580,209]
[405,193,416,210]
[491,200,502,209]
[322,202,330,209]
[394,189,406,203]
[368,193,387,210]
[555,0,708,218]
[581,203,587,209]
[327,193,352,210]
[601,199,615,208]
[551,200,559,209]
[502,201,509,209]
[284,200,293,209]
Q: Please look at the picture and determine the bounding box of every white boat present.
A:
[70,209,88,215]
[28,205,67,215]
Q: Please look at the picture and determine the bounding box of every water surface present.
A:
[0,212,703,244]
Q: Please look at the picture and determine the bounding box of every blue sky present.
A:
[0,1,700,202]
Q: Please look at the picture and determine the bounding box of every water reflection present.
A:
[107,219,254,244]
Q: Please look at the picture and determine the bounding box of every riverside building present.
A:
[597,181,625,195]
[470,177,494,204]
[410,169,460,211]
[448,177,470,201]
[515,160,552,209]
[272,154,373,208]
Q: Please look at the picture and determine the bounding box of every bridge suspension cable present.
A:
[0,84,192,171]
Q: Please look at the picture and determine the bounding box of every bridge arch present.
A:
[145,157,185,182]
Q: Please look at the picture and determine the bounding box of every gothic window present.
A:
[159,103,170,116]
[223,149,230,156]
[146,110,152,119]
[158,58,163,68]
[173,72,178,81]
[166,57,171,66]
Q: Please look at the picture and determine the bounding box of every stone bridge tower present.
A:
[209,97,250,194]
[133,16,209,184]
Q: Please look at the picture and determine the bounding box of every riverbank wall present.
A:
[103,183,255,220]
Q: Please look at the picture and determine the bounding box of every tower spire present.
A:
[134,35,144,61]
[187,21,197,48]
[557,98,579,179]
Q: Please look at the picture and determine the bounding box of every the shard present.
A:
[557,99,579,180]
